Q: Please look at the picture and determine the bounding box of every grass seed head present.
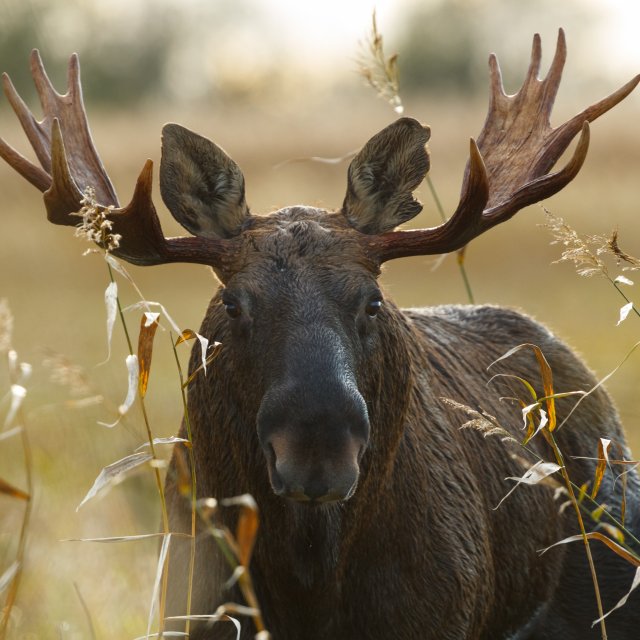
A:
[356,10,404,114]
[544,209,608,278]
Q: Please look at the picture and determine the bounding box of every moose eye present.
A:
[365,297,383,318]
[222,299,241,318]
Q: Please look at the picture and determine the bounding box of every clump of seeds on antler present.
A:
[73,186,121,253]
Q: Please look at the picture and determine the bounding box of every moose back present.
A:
[1,30,639,639]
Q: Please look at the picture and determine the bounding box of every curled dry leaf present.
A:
[138,313,160,397]
[222,494,260,567]
[161,614,241,639]
[126,300,181,334]
[540,531,640,567]
[0,561,20,594]
[98,354,139,427]
[177,329,220,378]
[77,452,152,510]
[591,438,612,500]
[0,476,29,501]
[593,566,640,627]
[490,344,557,430]
[135,436,189,452]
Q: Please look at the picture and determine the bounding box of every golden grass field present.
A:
[1,84,640,637]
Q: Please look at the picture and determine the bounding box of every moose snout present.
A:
[266,434,364,503]
[257,382,370,504]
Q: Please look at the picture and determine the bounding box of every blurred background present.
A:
[0,0,639,636]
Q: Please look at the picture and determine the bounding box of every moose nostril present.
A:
[266,442,285,494]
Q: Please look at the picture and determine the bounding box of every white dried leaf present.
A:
[196,332,209,375]
[615,275,634,286]
[617,302,634,326]
[120,354,139,415]
[77,452,152,510]
[98,355,139,428]
[135,436,189,452]
[494,460,561,510]
[147,533,172,639]
[105,253,134,283]
[0,426,22,442]
[593,566,640,626]
[103,281,118,363]
[144,311,160,328]
[0,561,19,593]
[162,613,241,639]
[125,301,181,334]
[5,384,26,428]
[65,533,172,543]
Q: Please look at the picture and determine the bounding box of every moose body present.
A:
[164,210,640,639]
[1,30,639,640]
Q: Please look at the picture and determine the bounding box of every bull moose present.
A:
[1,30,639,639]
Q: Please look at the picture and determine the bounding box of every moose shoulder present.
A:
[1,30,639,640]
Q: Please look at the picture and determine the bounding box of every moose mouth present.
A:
[263,439,363,505]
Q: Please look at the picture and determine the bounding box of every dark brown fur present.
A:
[164,208,640,639]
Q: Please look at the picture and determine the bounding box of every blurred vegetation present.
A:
[0,0,618,109]
[0,0,285,107]
[397,0,597,95]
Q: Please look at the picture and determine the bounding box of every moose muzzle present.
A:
[257,377,370,503]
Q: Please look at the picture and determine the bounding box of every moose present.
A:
[1,30,640,639]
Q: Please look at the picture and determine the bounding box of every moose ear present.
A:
[160,123,250,238]
[342,117,430,235]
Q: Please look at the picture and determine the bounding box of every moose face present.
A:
[216,207,382,503]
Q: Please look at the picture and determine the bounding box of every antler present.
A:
[0,50,231,267]
[371,29,640,262]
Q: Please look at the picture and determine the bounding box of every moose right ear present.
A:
[160,123,250,239]
[342,118,431,235]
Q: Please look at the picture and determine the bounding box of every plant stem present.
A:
[545,431,607,639]
[107,264,134,354]
[611,280,640,320]
[0,360,33,640]
[171,336,198,636]
[426,176,475,303]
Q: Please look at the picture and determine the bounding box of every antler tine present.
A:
[1,51,233,269]
[0,72,52,188]
[525,33,543,86]
[372,30,639,263]
[30,48,63,123]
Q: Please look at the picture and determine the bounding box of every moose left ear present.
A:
[342,117,430,235]
[160,123,250,239]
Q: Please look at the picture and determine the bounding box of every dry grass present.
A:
[1,92,639,636]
